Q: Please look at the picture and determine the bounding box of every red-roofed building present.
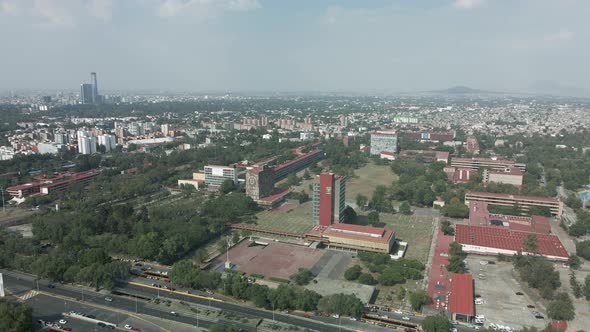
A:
[273,149,324,181]
[551,320,568,331]
[7,182,41,198]
[449,273,475,322]
[455,224,569,261]
[305,224,396,254]
[468,201,552,234]
[465,191,563,217]
[444,167,478,183]
[380,151,396,161]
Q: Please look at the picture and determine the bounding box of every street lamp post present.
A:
[0,188,5,213]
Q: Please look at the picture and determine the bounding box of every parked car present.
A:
[104,297,113,302]
[401,316,411,321]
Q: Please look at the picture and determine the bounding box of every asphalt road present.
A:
[2,271,246,332]
[2,269,478,332]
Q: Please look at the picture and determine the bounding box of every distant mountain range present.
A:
[427,83,589,98]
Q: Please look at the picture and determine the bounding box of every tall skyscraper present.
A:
[91,72,99,104]
[80,84,93,104]
[313,173,346,226]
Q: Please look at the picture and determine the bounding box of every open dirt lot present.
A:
[209,240,325,280]
[464,256,547,330]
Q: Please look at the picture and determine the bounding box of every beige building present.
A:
[483,167,524,187]
[465,191,563,217]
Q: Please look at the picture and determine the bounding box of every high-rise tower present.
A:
[312,173,346,226]
[90,72,99,104]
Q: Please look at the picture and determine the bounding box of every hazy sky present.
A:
[1,0,589,92]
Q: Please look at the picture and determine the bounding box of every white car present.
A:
[394,309,403,314]
[450,328,458,332]
[401,316,411,321]
[125,324,133,330]
[475,315,485,320]
[58,319,67,325]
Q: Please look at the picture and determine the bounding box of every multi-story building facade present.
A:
[98,134,117,152]
[465,136,480,154]
[273,149,324,181]
[370,131,397,155]
[312,173,346,226]
[465,191,563,217]
[204,165,238,189]
[450,157,526,172]
[483,167,524,187]
[245,165,275,200]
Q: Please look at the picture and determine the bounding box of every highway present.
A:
[2,271,252,331]
[1,269,352,332]
[2,269,479,332]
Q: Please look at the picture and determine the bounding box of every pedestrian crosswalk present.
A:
[18,290,39,301]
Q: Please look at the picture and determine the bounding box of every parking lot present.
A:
[465,256,546,330]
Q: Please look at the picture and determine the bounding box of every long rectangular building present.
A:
[305,223,396,254]
[455,224,569,261]
[451,157,526,172]
[465,191,563,217]
[273,149,324,181]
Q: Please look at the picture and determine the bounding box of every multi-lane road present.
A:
[2,269,479,332]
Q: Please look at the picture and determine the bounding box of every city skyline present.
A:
[0,0,589,96]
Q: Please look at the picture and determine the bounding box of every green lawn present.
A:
[253,201,315,234]
[379,213,434,262]
[346,161,399,201]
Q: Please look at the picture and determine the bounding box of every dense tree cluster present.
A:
[513,254,561,299]
[289,268,314,286]
[547,292,576,321]
[169,260,363,317]
[576,240,590,260]
[31,192,258,267]
[0,300,32,332]
[409,290,431,311]
[349,252,425,286]
[447,242,467,274]
[569,210,590,237]
[421,315,451,332]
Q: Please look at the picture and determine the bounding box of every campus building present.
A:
[402,131,455,142]
[370,131,398,156]
[312,173,346,226]
[7,170,99,198]
[449,273,475,323]
[450,157,527,172]
[467,201,552,234]
[483,167,523,187]
[272,149,324,181]
[204,165,238,189]
[465,191,563,217]
[246,165,276,200]
[465,136,480,154]
[305,223,396,254]
[177,172,205,190]
[455,224,569,261]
